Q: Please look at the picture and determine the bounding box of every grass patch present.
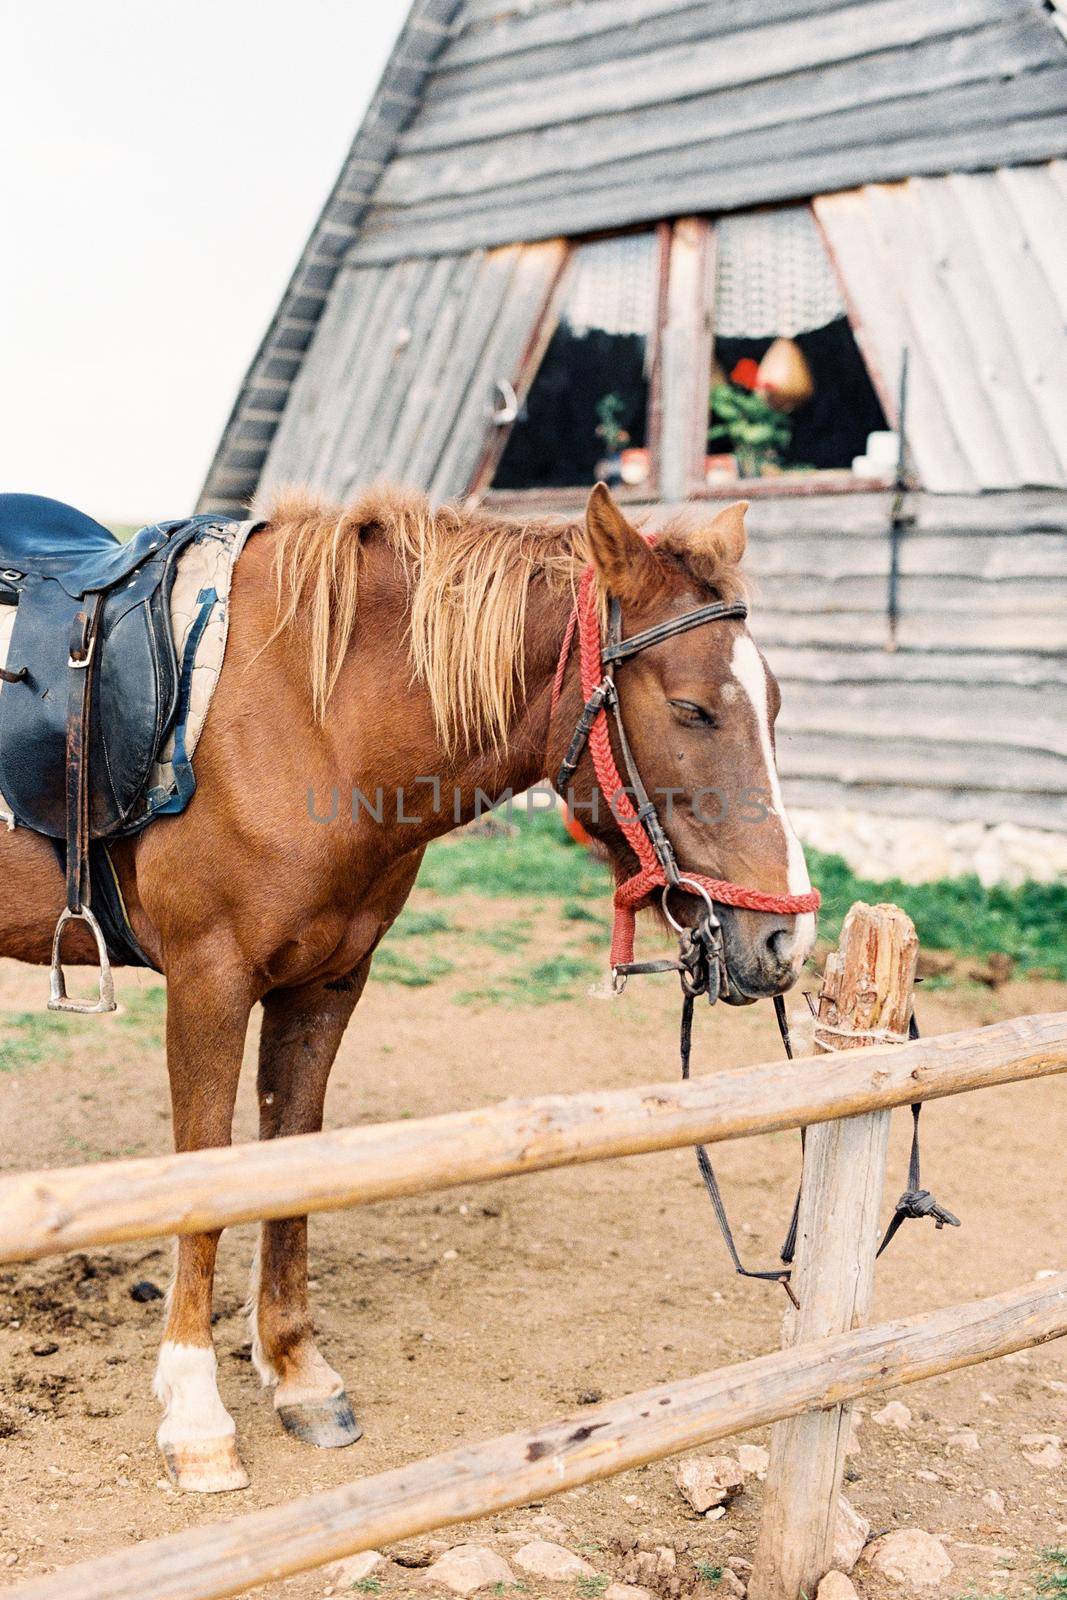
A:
[118,984,167,1045]
[457,953,598,1008]
[470,924,532,954]
[695,1562,724,1584]
[386,909,455,939]
[370,947,454,988]
[562,901,608,927]
[576,1579,609,1599]
[1039,1549,1067,1594]
[350,1580,382,1594]
[808,849,1067,978]
[419,809,609,900]
[418,811,1064,980]
[0,1012,78,1073]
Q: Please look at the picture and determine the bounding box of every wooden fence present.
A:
[2,937,1065,1599]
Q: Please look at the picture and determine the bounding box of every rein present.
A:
[548,564,955,1301]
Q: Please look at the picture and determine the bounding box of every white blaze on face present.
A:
[729,634,817,969]
[154,1341,235,1446]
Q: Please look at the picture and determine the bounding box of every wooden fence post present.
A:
[750,902,918,1600]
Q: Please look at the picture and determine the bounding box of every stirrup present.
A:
[48,906,116,1014]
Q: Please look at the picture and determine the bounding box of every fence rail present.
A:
[11,1273,1067,1600]
[1,1011,1064,1265]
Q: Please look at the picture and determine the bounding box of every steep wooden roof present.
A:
[200,0,1067,513]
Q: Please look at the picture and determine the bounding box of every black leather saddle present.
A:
[0,494,226,1011]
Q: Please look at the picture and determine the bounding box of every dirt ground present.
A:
[1,889,1065,1599]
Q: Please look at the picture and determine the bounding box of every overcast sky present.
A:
[0,0,408,524]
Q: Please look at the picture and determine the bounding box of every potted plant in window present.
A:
[708,360,792,480]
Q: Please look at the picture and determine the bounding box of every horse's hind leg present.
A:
[155,956,255,1492]
[250,968,367,1448]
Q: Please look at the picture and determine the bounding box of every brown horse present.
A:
[0,482,816,1492]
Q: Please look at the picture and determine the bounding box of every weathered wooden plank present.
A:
[353,101,1067,271]
[11,1276,1067,1600]
[382,67,1067,234]
[434,0,847,79]
[776,679,1067,759]
[387,17,1056,207]
[400,246,522,490]
[910,175,1063,486]
[376,251,485,483]
[776,729,1067,797]
[260,264,388,493]
[755,608,1067,652]
[751,904,916,1600]
[999,161,1067,327]
[428,239,568,498]
[401,0,1020,152]
[317,257,436,495]
[780,773,1067,831]
[765,645,1067,689]
[950,170,1067,478]
[340,253,461,489]
[658,217,713,501]
[753,572,1067,620]
[746,529,1067,580]
[0,1015,1064,1267]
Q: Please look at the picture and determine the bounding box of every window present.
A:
[705,208,889,488]
[492,231,662,495]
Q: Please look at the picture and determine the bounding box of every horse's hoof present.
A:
[161,1436,250,1493]
[276,1391,362,1448]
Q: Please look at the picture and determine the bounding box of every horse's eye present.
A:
[668,698,719,729]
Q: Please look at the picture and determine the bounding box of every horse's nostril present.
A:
[766,926,793,964]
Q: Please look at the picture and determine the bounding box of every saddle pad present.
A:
[139,518,260,823]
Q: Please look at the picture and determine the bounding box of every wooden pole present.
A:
[751,903,919,1600]
[9,1274,1067,1600]
[0,1010,1064,1265]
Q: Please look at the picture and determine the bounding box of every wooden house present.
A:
[199,0,1067,876]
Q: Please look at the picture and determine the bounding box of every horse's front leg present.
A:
[154,953,255,1492]
[250,966,367,1448]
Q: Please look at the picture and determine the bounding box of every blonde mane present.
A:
[264,485,746,753]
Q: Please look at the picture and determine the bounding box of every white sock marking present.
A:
[154,1341,235,1446]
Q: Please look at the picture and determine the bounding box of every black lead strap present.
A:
[682,984,960,1307]
[876,1014,961,1256]
[681,986,800,1308]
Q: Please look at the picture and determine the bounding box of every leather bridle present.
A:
[549,563,821,999]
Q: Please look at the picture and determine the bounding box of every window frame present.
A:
[474,209,897,507]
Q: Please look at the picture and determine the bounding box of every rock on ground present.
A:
[871,1400,912,1431]
[422,1544,516,1596]
[674,1454,744,1513]
[945,1428,980,1453]
[325,1550,383,1584]
[816,1574,860,1600]
[833,1496,871,1574]
[1020,1433,1063,1469]
[513,1540,595,1580]
[718,1571,746,1598]
[982,1488,1006,1514]
[737,1444,769,1478]
[604,1586,652,1600]
[862,1529,954,1589]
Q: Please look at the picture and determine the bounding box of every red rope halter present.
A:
[550,565,821,968]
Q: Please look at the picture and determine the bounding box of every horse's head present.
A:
[577,484,817,1001]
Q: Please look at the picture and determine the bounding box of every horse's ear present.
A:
[704,500,748,566]
[584,482,654,598]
